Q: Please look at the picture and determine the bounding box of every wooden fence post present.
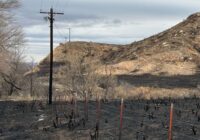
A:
[168,103,174,140]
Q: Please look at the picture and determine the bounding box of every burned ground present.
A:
[0,98,200,140]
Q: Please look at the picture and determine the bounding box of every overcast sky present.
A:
[14,0,200,62]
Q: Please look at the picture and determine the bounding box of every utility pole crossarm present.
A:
[40,11,64,15]
[40,11,50,14]
[53,12,64,15]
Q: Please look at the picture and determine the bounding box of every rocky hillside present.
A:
[32,41,122,75]
[101,12,200,75]
[35,12,200,76]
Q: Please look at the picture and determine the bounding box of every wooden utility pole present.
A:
[40,8,64,104]
[68,28,71,43]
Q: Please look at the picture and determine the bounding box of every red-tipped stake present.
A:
[54,96,58,114]
[168,103,174,140]
[119,98,124,140]
[84,93,88,121]
[74,94,78,118]
[96,96,101,139]
[96,96,101,123]
[58,95,61,111]
[59,95,61,102]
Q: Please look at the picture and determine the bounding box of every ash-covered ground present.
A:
[0,98,200,140]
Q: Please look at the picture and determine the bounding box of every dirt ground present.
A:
[0,98,200,140]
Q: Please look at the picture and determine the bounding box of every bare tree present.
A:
[99,64,117,100]
[0,0,22,51]
[58,45,101,100]
[0,0,25,97]
[1,47,25,96]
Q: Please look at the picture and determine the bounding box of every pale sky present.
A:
[14,0,200,62]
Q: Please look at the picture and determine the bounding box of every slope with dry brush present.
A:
[31,12,200,99]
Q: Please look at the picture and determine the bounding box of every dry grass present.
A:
[114,85,200,100]
[97,49,197,76]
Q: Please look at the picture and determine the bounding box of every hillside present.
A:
[32,41,122,75]
[35,12,200,77]
[29,12,200,99]
[101,13,200,76]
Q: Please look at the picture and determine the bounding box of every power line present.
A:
[54,23,66,38]
[54,23,71,43]
[64,0,71,9]
[54,0,60,10]
[40,0,43,11]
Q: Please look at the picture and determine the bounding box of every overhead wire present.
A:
[54,23,66,39]
[64,0,71,9]
[54,0,60,11]
[40,0,43,11]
